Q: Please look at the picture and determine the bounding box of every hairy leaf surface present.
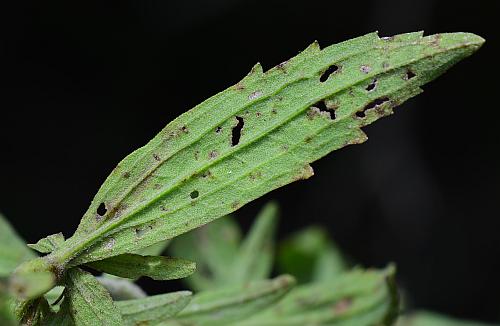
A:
[64,268,123,325]
[86,254,195,280]
[44,32,483,267]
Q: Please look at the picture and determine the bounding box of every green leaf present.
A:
[277,226,346,283]
[64,268,123,325]
[0,212,36,276]
[86,254,196,280]
[44,286,65,307]
[169,215,242,291]
[44,32,483,267]
[230,201,278,284]
[396,311,496,326]
[239,267,398,325]
[117,291,192,326]
[28,232,65,254]
[173,275,295,325]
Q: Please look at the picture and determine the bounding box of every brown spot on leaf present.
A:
[208,150,218,159]
[277,60,289,71]
[153,153,161,161]
[333,298,352,314]
[231,201,240,209]
[123,172,131,179]
[104,238,115,250]
[360,65,372,74]
[294,164,314,181]
[248,91,263,100]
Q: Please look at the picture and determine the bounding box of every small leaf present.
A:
[174,275,295,325]
[96,275,146,300]
[117,291,192,326]
[277,226,346,283]
[396,311,496,326]
[64,268,123,325]
[86,253,196,281]
[239,267,398,325]
[45,32,483,267]
[0,212,36,276]
[230,201,279,284]
[44,286,65,308]
[28,232,65,254]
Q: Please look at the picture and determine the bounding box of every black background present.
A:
[1,0,498,322]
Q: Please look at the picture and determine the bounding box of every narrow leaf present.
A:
[86,253,195,280]
[230,201,278,283]
[239,267,398,325]
[64,268,123,325]
[173,275,295,325]
[117,291,192,326]
[28,232,65,254]
[0,212,35,276]
[44,32,483,267]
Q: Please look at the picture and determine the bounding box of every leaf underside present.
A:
[86,253,196,280]
[44,31,482,267]
[63,268,123,325]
